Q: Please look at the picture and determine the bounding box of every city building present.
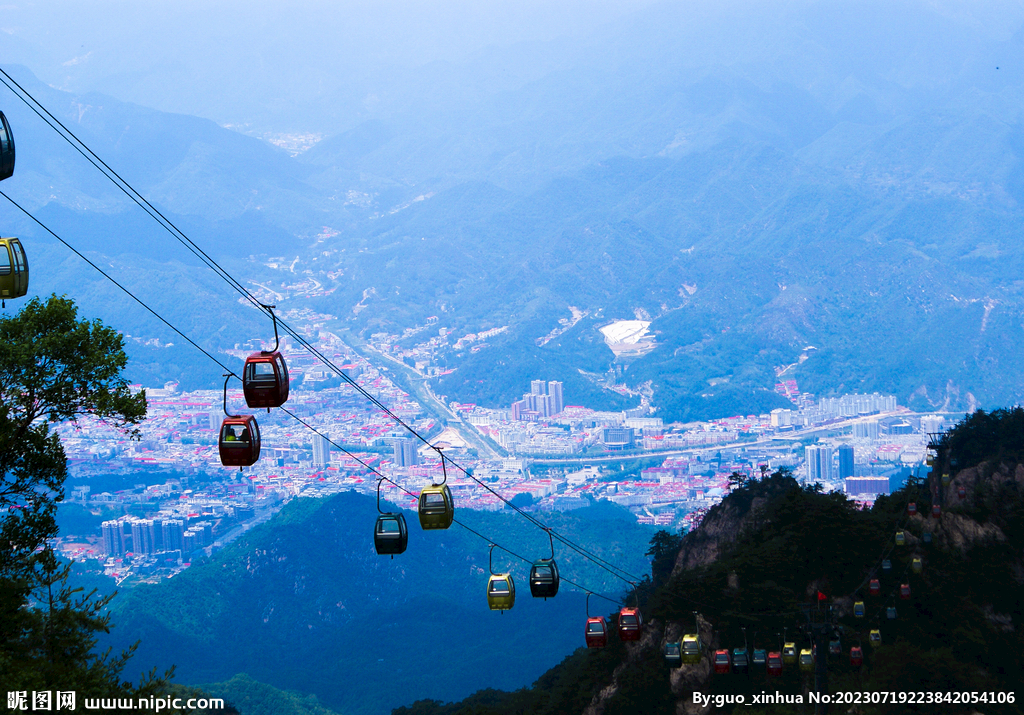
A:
[313,434,330,467]
[838,444,855,479]
[805,444,833,483]
[101,520,124,557]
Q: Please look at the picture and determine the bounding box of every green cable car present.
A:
[0,238,28,305]
[486,545,515,612]
[419,454,454,530]
[664,641,682,667]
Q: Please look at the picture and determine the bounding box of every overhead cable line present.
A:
[0,66,644,586]
[0,193,632,607]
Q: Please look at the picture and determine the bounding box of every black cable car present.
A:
[0,237,28,305]
[0,111,14,181]
[886,606,897,620]
[529,529,560,599]
[882,558,892,572]
[374,478,408,557]
[243,305,290,410]
[218,375,261,468]
[419,454,455,530]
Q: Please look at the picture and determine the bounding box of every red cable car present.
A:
[585,617,608,648]
[766,651,783,676]
[584,593,607,648]
[907,502,917,516]
[618,607,643,642]
[957,486,966,500]
[218,375,261,468]
[242,305,290,410]
[900,583,911,599]
[714,649,730,674]
[850,646,863,667]
[932,504,941,518]
[869,578,880,596]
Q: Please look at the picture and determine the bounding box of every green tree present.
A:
[0,296,168,698]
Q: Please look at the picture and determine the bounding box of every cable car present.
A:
[373,479,408,557]
[941,473,950,486]
[869,629,881,646]
[767,651,783,676]
[0,238,29,305]
[419,456,455,530]
[886,606,897,619]
[664,641,682,667]
[912,557,923,573]
[0,111,14,181]
[529,530,559,599]
[681,634,701,664]
[829,638,841,656]
[487,574,515,611]
[907,502,917,516]
[242,305,290,409]
[869,579,880,596]
[922,531,932,544]
[218,376,261,468]
[419,484,454,530]
[799,648,813,672]
[713,649,730,674]
[895,530,906,546]
[782,642,797,665]
[732,648,749,674]
[486,545,515,611]
[752,649,767,667]
[850,646,863,666]
[932,504,941,518]
[219,415,260,467]
[882,558,892,571]
[854,601,865,617]
[618,607,643,641]
[585,617,608,648]
[958,486,966,500]
[900,583,911,599]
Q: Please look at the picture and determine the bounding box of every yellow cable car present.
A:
[419,455,455,530]
[895,530,906,546]
[854,601,865,617]
[799,648,814,672]
[941,473,950,486]
[912,556,923,573]
[486,544,515,611]
[869,629,881,646]
[681,634,702,664]
[0,238,28,305]
[782,642,797,665]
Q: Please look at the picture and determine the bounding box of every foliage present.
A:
[0,296,169,700]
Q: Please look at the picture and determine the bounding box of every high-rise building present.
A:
[548,381,564,414]
[805,445,833,483]
[853,420,880,440]
[162,519,185,553]
[838,444,855,479]
[313,434,330,467]
[101,520,124,557]
[391,436,418,467]
[129,519,150,555]
[531,380,547,396]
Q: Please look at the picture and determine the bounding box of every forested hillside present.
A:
[396,409,1024,714]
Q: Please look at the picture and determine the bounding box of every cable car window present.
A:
[249,362,277,382]
[11,242,25,273]
[620,614,638,627]
[0,121,7,151]
[0,246,10,276]
[222,425,250,444]
[377,519,400,534]
[275,355,288,382]
[424,493,445,507]
[489,580,510,594]
[587,622,604,633]
[533,565,552,578]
